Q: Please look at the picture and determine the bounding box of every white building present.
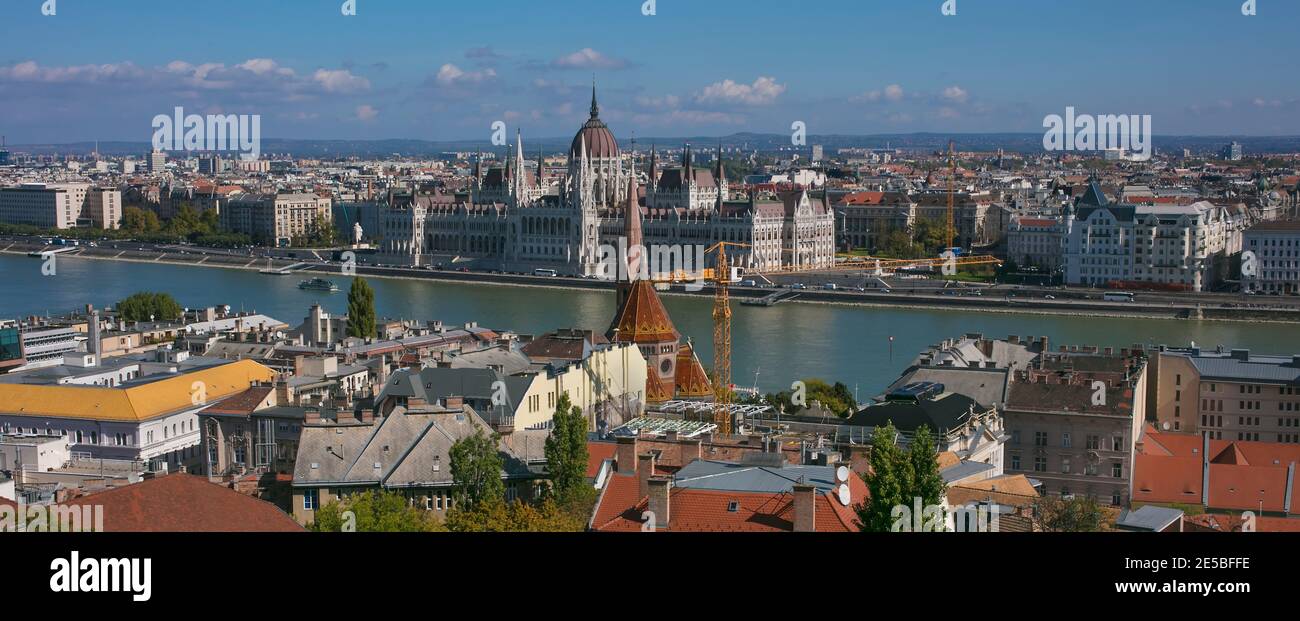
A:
[1243,220,1300,294]
[378,88,836,276]
[0,355,275,472]
[1063,180,1244,291]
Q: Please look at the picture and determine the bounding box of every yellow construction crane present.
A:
[706,241,749,436]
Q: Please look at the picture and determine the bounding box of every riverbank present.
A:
[5,242,1299,324]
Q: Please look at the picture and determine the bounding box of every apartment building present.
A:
[1003,347,1149,505]
[221,191,332,246]
[0,183,121,230]
[834,190,1002,251]
[1063,180,1245,291]
[1150,346,1300,443]
[0,353,275,472]
[1242,220,1300,294]
[290,399,548,525]
[1006,215,1063,270]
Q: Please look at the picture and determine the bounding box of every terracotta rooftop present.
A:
[65,474,304,532]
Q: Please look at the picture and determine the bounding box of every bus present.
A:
[533,268,558,277]
[1103,292,1135,303]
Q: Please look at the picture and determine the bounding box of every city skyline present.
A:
[2,0,1299,144]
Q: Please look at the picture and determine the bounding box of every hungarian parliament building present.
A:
[377,88,836,277]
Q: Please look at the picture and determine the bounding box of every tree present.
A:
[116,292,182,323]
[544,393,589,501]
[448,428,505,511]
[762,378,857,418]
[907,425,947,510]
[856,422,911,532]
[121,207,161,234]
[444,496,587,532]
[854,423,949,532]
[345,276,376,339]
[309,490,444,532]
[1033,495,1104,532]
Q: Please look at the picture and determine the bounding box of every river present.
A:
[3,253,1297,396]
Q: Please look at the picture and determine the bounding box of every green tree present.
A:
[856,422,911,532]
[345,276,376,339]
[309,490,444,532]
[116,292,182,323]
[121,206,161,233]
[544,392,589,501]
[448,428,505,511]
[907,425,947,511]
[1033,495,1104,532]
[444,496,587,532]
[762,378,857,417]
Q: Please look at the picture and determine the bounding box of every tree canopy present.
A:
[115,292,183,323]
[856,422,948,532]
[544,392,589,502]
[309,490,444,532]
[345,276,376,339]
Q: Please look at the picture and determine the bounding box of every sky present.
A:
[0,0,1296,144]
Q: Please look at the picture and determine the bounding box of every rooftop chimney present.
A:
[637,452,657,499]
[647,476,671,530]
[792,482,817,532]
[616,436,638,473]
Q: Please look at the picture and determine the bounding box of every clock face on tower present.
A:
[660,358,673,376]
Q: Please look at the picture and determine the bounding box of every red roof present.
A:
[1133,426,1300,514]
[587,441,619,479]
[64,474,304,532]
[590,470,866,532]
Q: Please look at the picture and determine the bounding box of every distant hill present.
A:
[9,133,1300,158]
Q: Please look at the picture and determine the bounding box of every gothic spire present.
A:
[590,77,600,119]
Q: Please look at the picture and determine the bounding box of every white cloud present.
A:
[435,63,497,87]
[853,84,904,104]
[551,48,627,70]
[695,76,786,106]
[0,60,145,83]
[941,85,968,104]
[355,105,379,121]
[884,84,904,102]
[313,68,370,93]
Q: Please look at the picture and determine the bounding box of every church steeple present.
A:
[715,141,726,212]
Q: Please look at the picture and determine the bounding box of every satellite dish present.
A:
[835,465,850,483]
[837,483,851,506]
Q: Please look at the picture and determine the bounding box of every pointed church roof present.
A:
[607,280,681,345]
[674,341,714,399]
[1079,177,1110,207]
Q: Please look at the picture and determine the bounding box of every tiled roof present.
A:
[590,466,867,532]
[65,474,303,532]
[1133,426,1300,513]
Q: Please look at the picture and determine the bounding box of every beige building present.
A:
[835,190,1001,252]
[1006,216,1063,270]
[1150,346,1300,443]
[1003,347,1149,506]
[0,183,121,230]
[222,191,332,246]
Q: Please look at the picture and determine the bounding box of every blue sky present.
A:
[0,0,1296,143]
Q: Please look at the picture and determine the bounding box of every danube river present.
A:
[3,253,1298,395]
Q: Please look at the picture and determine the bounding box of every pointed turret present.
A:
[715,141,726,212]
[590,78,600,119]
[616,159,642,308]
